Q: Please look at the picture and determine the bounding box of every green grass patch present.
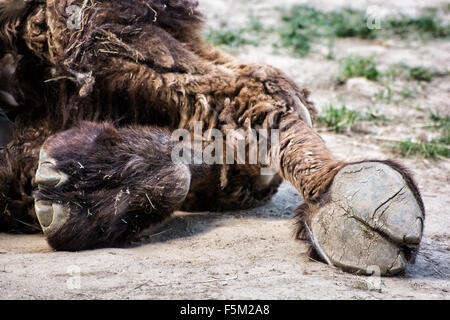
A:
[429,112,450,130]
[278,6,375,56]
[248,12,265,33]
[390,139,449,159]
[339,57,440,84]
[276,5,450,57]
[390,112,450,160]
[204,28,257,48]
[336,57,442,107]
[382,63,440,82]
[205,6,449,54]
[429,112,450,145]
[369,64,442,104]
[408,66,433,81]
[338,55,380,82]
[362,110,390,124]
[399,87,415,99]
[384,11,450,39]
[317,104,362,133]
[317,104,391,133]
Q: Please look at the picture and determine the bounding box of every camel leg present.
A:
[277,114,424,275]
[33,121,191,251]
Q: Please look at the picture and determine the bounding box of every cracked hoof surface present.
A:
[35,148,70,234]
[310,162,424,276]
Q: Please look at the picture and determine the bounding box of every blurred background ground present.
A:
[0,0,449,299]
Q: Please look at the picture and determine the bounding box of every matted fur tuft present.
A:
[0,53,21,109]
[0,0,29,19]
[0,0,37,52]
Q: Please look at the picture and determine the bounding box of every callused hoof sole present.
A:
[309,162,424,276]
[34,200,70,234]
[35,148,70,235]
[35,149,68,186]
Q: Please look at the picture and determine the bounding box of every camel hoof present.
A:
[309,162,424,276]
[35,149,68,186]
[35,147,70,235]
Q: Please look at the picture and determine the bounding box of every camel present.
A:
[0,0,424,275]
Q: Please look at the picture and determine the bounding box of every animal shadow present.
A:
[133,182,301,245]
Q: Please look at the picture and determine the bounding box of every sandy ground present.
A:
[0,0,449,300]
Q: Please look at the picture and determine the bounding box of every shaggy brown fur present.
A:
[0,0,424,251]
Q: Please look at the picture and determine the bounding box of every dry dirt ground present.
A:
[0,0,449,300]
